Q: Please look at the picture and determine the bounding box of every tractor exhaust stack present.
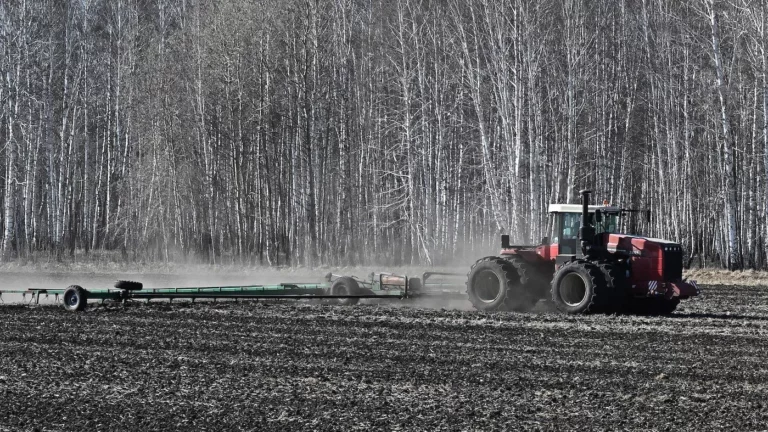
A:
[578,189,595,255]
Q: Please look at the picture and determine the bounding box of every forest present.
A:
[0,0,766,268]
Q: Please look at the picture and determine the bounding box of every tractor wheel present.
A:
[62,285,88,312]
[466,256,535,312]
[329,276,361,306]
[596,261,629,313]
[551,260,607,314]
[114,280,143,291]
[508,255,551,304]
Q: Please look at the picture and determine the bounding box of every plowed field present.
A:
[2,284,767,431]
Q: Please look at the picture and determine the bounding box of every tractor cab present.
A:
[548,204,621,255]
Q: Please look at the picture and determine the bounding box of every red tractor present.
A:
[466,190,700,314]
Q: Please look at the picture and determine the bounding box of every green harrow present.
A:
[0,272,465,312]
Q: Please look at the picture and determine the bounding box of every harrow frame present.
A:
[0,271,465,311]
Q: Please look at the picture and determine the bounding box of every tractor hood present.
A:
[603,233,684,282]
[604,233,683,253]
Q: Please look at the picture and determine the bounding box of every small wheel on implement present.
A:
[408,277,422,292]
[329,276,361,306]
[62,285,88,312]
[114,280,143,291]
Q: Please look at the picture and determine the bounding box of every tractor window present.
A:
[553,212,619,245]
[592,213,618,234]
[561,213,581,240]
[554,213,581,254]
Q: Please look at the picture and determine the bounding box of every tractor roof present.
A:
[548,204,622,213]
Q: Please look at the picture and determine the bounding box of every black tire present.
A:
[329,276,361,306]
[114,280,143,291]
[508,255,551,305]
[408,277,422,293]
[466,256,535,312]
[596,261,629,313]
[62,285,88,312]
[551,260,607,314]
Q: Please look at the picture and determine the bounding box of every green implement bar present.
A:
[4,283,408,302]
[126,284,406,299]
[0,271,467,310]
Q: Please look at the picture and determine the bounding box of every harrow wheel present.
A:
[408,277,422,293]
[62,285,88,312]
[329,277,361,306]
[466,256,536,312]
[551,260,607,314]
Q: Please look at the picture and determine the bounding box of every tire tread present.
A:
[551,259,607,314]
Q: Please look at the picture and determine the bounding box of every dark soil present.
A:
[2,284,767,431]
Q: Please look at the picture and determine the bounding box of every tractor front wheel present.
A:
[551,260,606,314]
[596,261,629,313]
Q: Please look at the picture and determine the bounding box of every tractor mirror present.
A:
[594,210,602,223]
[541,236,550,245]
[645,210,651,223]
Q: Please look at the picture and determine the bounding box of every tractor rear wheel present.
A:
[551,260,607,314]
[466,256,536,312]
[329,277,361,306]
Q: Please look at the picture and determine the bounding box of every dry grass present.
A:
[684,268,768,286]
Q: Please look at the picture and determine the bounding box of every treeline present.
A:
[0,0,766,268]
